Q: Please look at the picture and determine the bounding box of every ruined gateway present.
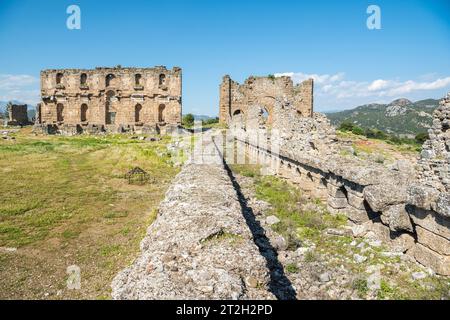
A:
[219,74,313,126]
[111,73,450,299]
[34,66,182,135]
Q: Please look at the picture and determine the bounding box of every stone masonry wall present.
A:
[407,93,450,275]
[219,74,313,126]
[231,94,450,276]
[112,133,274,299]
[37,66,182,134]
[7,104,30,126]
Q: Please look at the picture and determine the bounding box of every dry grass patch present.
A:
[0,129,179,299]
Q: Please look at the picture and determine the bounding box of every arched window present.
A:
[56,103,64,122]
[56,73,64,85]
[81,104,88,122]
[105,90,116,125]
[80,73,87,85]
[261,108,269,122]
[158,104,166,122]
[135,104,142,122]
[106,74,115,87]
[159,74,166,86]
[135,74,142,86]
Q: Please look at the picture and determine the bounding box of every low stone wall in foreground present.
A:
[112,137,274,299]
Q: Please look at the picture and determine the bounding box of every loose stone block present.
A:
[346,192,366,210]
[381,204,414,232]
[416,226,450,256]
[370,222,415,253]
[327,196,348,209]
[408,206,450,240]
[345,206,372,224]
[412,243,450,276]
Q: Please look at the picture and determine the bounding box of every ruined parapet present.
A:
[38,66,182,135]
[406,93,450,275]
[7,104,30,126]
[219,74,313,126]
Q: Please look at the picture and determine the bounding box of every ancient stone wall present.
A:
[219,75,313,126]
[36,66,182,134]
[7,104,30,126]
[112,133,274,299]
[406,93,450,275]
[230,94,450,276]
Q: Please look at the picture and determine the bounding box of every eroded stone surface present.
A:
[112,136,274,300]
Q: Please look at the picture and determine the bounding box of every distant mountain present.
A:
[325,98,440,135]
[190,114,217,121]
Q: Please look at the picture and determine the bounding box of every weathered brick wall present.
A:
[38,66,182,133]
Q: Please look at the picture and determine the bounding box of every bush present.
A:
[415,132,429,144]
[338,121,355,132]
[202,117,219,126]
[351,126,364,136]
[365,128,387,140]
[182,114,195,128]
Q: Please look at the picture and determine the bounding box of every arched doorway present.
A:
[159,74,166,86]
[80,73,87,85]
[158,104,166,123]
[135,104,142,123]
[135,74,142,86]
[105,90,116,125]
[56,103,64,122]
[81,104,88,122]
[56,73,64,85]
[231,109,244,129]
[105,74,116,87]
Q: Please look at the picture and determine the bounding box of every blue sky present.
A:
[0,0,449,114]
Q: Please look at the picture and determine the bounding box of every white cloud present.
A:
[368,79,390,91]
[0,74,40,105]
[275,71,450,111]
[275,72,345,85]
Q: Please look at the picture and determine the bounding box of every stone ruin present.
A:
[219,74,313,128]
[7,104,30,126]
[406,93,450,274]
[34,66,182,135]
[229,76,450,276]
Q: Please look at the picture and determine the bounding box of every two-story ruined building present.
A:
[35,66,182,134]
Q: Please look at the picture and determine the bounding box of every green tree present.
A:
[351,125,364,136]
[202,117,219,126]
[182,113,195,128]
[415,132,429,144]
[338,121,355,132]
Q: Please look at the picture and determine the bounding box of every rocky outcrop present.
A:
[111,135,274,299]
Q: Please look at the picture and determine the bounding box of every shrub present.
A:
[182,114,195,128]
[415,132,429,144]
[338,121,355,132]
[351,125,364,136]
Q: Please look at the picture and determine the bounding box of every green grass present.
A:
[0,128,180,299]
[285,263,299,273]
[352,278,369,298]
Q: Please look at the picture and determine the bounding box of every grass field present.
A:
[0,128,180,299]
